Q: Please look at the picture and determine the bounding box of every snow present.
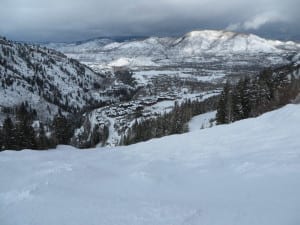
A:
[188,111,216,131]
[1,104,300,225]
[103,113,120,147]
[293,53,300,65]
[108,57,157,68]
[144,100,175,114]
[109,57,130,67]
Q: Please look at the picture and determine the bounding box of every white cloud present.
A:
[226,11,286,31]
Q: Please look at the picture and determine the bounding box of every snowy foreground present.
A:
[1,105,300,225]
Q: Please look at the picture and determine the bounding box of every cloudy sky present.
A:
[1,0,299,42]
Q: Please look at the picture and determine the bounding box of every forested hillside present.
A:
[216,64,300,124]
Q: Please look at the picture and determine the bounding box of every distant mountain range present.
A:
[43,30,300,71]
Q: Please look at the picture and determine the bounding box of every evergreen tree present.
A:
[255,79,271,115]
[52,111,73,145]
[216,82,230,124]
[16,118,33,149]
[241,77,252,118]
[15,103,37,149]
[2,116,17,150]
[232,80,244,121]
[171,101,183,133]
[37,123,50,149]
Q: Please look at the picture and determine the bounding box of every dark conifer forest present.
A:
[216,65,300,124]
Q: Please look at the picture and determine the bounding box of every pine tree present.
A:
[15,103,37,149]
[52,111,73,145]
[3,116,17,150]
[16,118,33,149]
[216,82,230,124]
[255,79,271,115]
[224,84,233,123]
[231,80,244,121]
[241,77,252,118]
[171,101,184,133]
[37,123,48,149]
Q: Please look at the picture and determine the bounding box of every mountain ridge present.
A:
[43,30,300,70]
[46,30,300,53]
[44,30,300,46]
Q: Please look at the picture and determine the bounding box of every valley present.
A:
[1,30,300,148]
[45,30,300,147]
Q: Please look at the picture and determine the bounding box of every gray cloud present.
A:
[0,0,299,42]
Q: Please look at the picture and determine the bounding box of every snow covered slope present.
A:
[172,30,289,54]
[1,104,300,225]
[0,37,108,120]
[188,110,216,131]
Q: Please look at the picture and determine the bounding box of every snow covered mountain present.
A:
[46,30,300,69]
[51,30,300,55]
[172,30,299,54]
[1,103,300,225]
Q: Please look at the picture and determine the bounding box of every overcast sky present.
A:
[1,0,299,42]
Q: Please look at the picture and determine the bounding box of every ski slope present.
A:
[1,104,300,225]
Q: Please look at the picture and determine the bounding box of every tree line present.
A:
[0,102,74,151]
[216,65,300,124]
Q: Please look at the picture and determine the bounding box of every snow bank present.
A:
[1,104,300,225]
